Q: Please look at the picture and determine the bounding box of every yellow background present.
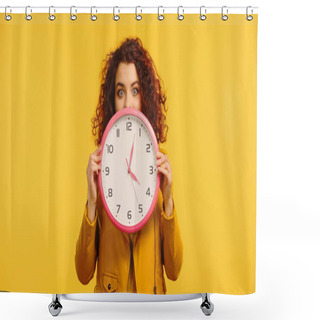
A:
[0,13,257,294]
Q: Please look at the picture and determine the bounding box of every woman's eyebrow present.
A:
[115,81,139,88]
[131,81,139,87]
[116,82,124,88]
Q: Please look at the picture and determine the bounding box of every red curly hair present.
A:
[92,37,168,147]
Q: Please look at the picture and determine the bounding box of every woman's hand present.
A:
[86,145,102,221]
[156,151,173,218]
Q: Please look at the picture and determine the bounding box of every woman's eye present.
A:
[132,88,139,95]
[118,89,124,97]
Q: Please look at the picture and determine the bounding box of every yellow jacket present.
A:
[75,163,183,294]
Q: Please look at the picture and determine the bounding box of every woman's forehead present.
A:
[115,62,139,84]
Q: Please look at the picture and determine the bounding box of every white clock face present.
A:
[100,112,159,230]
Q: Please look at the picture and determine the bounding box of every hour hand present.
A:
[126,158,140,184]
[130,170,140,185]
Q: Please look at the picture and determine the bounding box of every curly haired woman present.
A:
[75,37,183,294]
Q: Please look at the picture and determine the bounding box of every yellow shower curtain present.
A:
[0,13,257,294]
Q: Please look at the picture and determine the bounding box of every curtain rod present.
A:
[0,6,259,15]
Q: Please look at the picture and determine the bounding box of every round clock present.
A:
[98,108,160,233]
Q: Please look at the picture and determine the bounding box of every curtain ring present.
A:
[113,6,120,21]
[49,6,56,21]
[158,6,164,21]
[221,6,228,21]
[177,6,184,21]
[135,6,142,21]
[70,6,77,21]
[200,6,207,21]
[246,6,253,21]
[25,6,32,21]
[5,6,12,21]
[91,6,97,21]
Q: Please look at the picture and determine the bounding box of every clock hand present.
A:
[130,173,139,205]
[129,170,140,185]
[126,159,139,204]
[126,158,140,184]
[129,134,135,173]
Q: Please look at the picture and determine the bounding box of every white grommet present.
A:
[113,6,120,21]
[177,6,184,21]
[246,6,253,21]
[25,6,32,21]
[135,6,142,21]
[158,6,164,21]
[5,6,12,21]
[221,6,228,21]
[91,6,97,21]
[200,6,207,21]
[49,6,56,21]
[70,6,77,21]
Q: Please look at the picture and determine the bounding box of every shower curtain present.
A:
[0,11,257,295]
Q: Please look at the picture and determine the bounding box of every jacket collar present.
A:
[123,230,140,248]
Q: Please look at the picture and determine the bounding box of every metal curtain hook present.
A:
[221,6,228,21]
[91,6,97,21]
[135,6,142,21]
[158,6,164,21]
[25,6,32,21]
[49,6,56,21]
[177,6,184,21]
[70,6,77,21]
[246,6,253,21]
[5,6,12,21]
[113,6,120,21]
[200,6,207,21]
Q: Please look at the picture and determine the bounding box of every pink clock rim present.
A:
[98,108,161,234]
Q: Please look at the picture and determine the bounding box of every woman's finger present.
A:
[156,152,168,165]
[89,164,101,181]
[91,153,102,163]
[90,163,101,175]
[162,163,172,179]
[94,145,102,156]
[96,164,102,174]
[156,151,166,160]
[163,159,171,174]
[157,156,171,174]
[156,157,166,167]
[157,166,170,180]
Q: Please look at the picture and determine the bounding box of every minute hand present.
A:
[128,134,135,172]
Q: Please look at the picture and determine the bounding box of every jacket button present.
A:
[108,283,111,290]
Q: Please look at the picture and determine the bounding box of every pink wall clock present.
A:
[98,108,160,233]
